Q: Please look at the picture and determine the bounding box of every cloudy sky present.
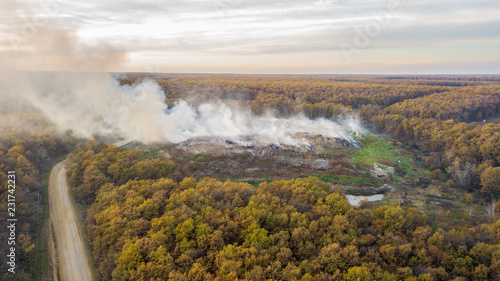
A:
[1,0,500,74]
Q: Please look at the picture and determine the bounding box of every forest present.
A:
[1,74,500,280]
[68,139,500,280]
[0,121,76,280]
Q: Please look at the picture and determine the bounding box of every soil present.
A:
[48,161,93,281]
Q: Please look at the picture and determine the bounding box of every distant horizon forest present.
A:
[2,74,500,280]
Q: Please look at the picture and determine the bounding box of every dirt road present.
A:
[49,161,93,281]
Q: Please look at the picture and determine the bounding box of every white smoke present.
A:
[1,70,363,145]
[154,98,364,145]
[0,0,365,145]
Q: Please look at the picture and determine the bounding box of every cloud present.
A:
[0,0,499,73]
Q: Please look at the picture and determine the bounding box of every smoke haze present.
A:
[0,0,364,146]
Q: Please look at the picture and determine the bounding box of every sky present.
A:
[1,0,500,74]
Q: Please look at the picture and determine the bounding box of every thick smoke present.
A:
[144,96,364,145]
[2,73,363,144]
[0,0,364,146]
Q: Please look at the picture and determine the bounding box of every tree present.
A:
[481,166,500,197]
[113,242,143,280]
[77,164,110,204]
[343,266,374,281]
[7,145,23,159]
[188,263,213,281]
[473,264,490,280]
[447,159,476,189]
[325,193,350,215]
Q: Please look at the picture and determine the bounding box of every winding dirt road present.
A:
[49,161,93,281]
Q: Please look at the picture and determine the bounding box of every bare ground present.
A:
[48,161,93,281]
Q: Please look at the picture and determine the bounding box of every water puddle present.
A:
[346,194,384,206]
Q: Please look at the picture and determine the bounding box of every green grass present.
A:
[314,174,383,186]
[143,148,159,158]
[321,148,351,157]
[351,135,399,166]
[349,135,430,182]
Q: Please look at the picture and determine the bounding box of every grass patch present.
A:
[349,135,430,182]
[314,174,383,187]
[351,135,399,166]
[321,148,351,158]
[143,148,159,158]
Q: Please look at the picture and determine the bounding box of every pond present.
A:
[346,194,384,206]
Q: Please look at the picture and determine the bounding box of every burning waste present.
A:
[175,118,363,156]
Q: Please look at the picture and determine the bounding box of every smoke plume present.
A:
[0,0,364,146]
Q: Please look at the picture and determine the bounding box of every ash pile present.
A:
[176,133,360,156]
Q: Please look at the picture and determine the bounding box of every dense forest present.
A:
[63,75,500,280]
[0,124,76,280]
[68,141,500,280]
[2,75,500,280]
